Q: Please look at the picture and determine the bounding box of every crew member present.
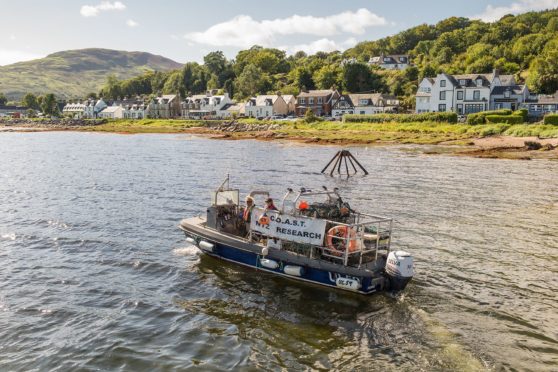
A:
[264,197,278,211]
[243,196,255,222]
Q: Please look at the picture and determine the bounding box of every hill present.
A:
[0,48,183,100]
[99,8,558,109]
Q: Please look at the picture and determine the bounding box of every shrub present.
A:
[543,114,558,125]
[466,109,513,125]
[304,109,323,123]
[485,114,524,124]
[343,112,457,124]
[514,108,528,121]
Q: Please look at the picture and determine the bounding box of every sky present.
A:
[0,0,557,66]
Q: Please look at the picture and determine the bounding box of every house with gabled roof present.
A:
[332,93,400,117]
[295,89,340,117]
[415,69,518,114]
[148,94,181,118]
[245,94,288,118]
[369,54,411,70]
[182,90,234,119]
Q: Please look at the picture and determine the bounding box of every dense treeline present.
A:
[98,9,558,108]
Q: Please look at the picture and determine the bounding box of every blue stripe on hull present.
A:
[203,241,379,295]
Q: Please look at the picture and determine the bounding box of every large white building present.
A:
[182,91,234,119]
[415,70,520,114]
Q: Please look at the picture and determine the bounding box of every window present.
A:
[476,79,483,86]
[299,98,305,104]
[399,57,406,62]
[317,97,323,104]
[459,79,466,86]
[439,91,446,100]
[457,104,463,114]
[360,111,365,114]
[465,104,484,114]
[457,91,463,100]
[359,99,369,105]
[438,104,446,111]
[473,90,480,100]
[440,80,446,87]
[309,98,314,104]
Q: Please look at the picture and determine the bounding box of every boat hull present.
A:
[180,217,388,295]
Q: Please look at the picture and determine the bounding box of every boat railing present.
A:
[275,215,392,269]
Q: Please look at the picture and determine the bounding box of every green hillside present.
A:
[0,48,182,100]
[98,8,558,110]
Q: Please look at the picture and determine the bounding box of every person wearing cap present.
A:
[264,197,278,211]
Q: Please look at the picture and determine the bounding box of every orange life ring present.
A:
[258,215,270,225]
[326,226,358,256]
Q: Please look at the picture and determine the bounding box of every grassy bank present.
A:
[74,119,558,144]
[79,119,207,133]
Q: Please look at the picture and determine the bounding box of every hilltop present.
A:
[0,49,182,100]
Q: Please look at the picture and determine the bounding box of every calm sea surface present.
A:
[0,132,556,371]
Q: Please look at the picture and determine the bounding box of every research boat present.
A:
[179,177,414,295]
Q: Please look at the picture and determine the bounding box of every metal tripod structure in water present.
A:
[321,150,368,177]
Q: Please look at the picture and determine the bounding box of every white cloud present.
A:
[80,1,126,17]
[0,49,43,66]
[473,0,558,22]
[9,34,16,41]
[184,8,387,48]
[281,38,358,55]
[126,19,138,27]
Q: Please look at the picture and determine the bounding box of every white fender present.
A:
[260,258,279,270]
[283,265,304,277]
[198,240,214,252]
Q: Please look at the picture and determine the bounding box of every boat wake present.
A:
[173,245,201,257]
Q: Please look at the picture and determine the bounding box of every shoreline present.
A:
[1,121,557,160]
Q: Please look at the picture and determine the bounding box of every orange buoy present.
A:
[326,225,358,256]
[258,215,270,225]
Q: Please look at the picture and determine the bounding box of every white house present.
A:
[415,78,434,113]
[98,105,124,119]
[332,93,400,117]
[245,94,289,118]
[369,54,411,70]
[148,94,181,118]
[62,102,87,118]
[416,70,516,114]
[182,91,234,119]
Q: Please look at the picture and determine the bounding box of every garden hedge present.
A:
[544,114,558,125]
[485,114,524,124]
[343,112,457,124]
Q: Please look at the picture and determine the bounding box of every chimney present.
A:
[276,91,282,96]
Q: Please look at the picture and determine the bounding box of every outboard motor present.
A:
[385,251,414,291]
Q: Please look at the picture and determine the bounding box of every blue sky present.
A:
[1,0,557,66]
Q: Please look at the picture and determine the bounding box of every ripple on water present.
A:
[0,133,556,371]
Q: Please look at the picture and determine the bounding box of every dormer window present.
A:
[359,99,369,105]
[504,90,510,98]
[476,78,483,86]
[459,79,466,86]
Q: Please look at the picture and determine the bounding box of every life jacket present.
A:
[243,205,253,221]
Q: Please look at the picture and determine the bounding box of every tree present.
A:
[313,65,341,90]
[163,70,184,95]
[101,75,122,100]
[0,93,7,106]
[235,64,269,98]
[41,94,59,116]
[86,92,98,100]
[342,63,383,93]
[21,93,40,110]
